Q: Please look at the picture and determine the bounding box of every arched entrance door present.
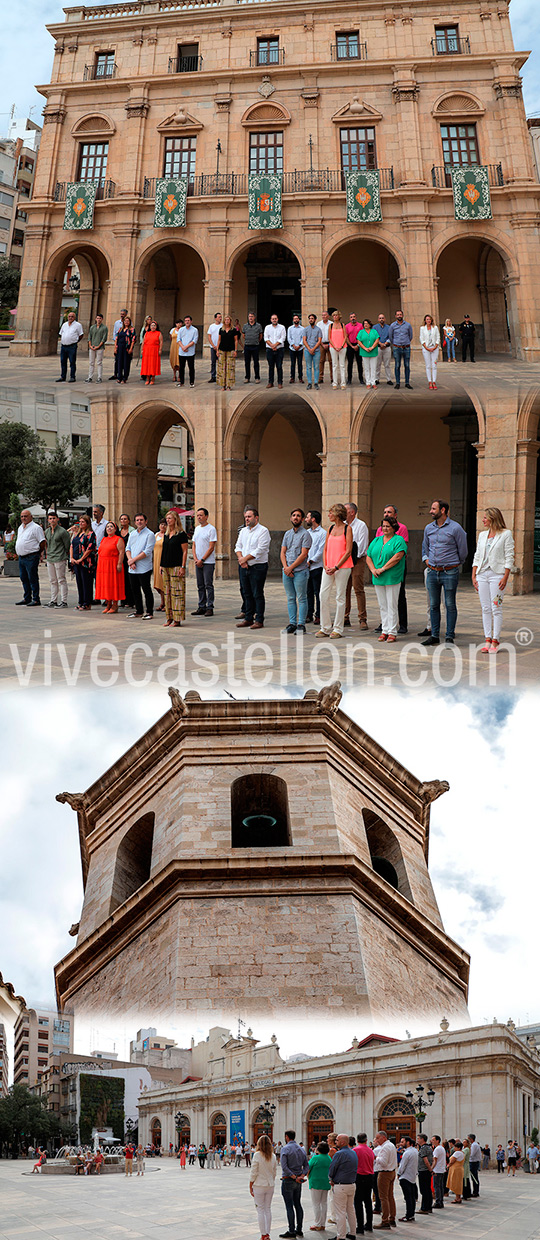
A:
[151,1118,162,1148]
[326,239,401,322]
[136,242,206,349]
[114,404,195,531]
[175,1113,191,1146]
[436,238,512,355]
[230,242,302,328]
[307,1104,335,1149]
[378,1098,416,1145]
[44,243,111,354]
[211,1113,227,1147]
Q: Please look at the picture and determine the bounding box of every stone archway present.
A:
[42,241,111,355]
[229,240,303,329]
[306,1103,335,1149]
[326,237,401,323]
[378,1098,416,1145]
[436,237,513,356]
[113,402,196,529]
[135,241,206,349]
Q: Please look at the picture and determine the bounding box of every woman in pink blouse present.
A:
[329,311,347,389]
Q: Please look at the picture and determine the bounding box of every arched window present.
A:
[363,810,413,903]
[378,1097,416,1144]
[175,1113,191,1145]
[231,774,291,847]
[151,1117,162,1147]
[211,1112,227,1147]
[109,813,154,913]
[307,1103,335,1149]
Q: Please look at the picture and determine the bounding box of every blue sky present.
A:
[1,0,540,134]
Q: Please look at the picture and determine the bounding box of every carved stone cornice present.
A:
[393,85,419,102]
[43,106,67,126]
[494,81,522,99]
[302,88,319,108]
[215,96,232,113]
[125,99,150,118]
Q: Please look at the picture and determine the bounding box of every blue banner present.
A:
[230,1110,246,1144]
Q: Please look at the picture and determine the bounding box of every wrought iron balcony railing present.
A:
[330,42,368,61]
[54,180,116,202]
[250,47,285,67]
[431,163,503,188]
[431,35,470,55]
[168,54,203,72]
[83,62,117,80]
[143,167,395,198]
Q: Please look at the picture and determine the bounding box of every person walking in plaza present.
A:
[45,512,71,608]
[344,502,369,631]
[198,1144,207,1168]
[264,314,286,388]
[95,520,125,613]
[526,1141,539,1173]
[329,311,347,389]
[305,509,326,624]
[288,313,305,383]
[459,314,476,362]
[216,314,237,389]
[179,1144,187,1169]
[153,517,167,611]
[431,1135,446,1209]
[496,1145,505,1172]
[177,314,199,386]
[191,507,217,617]
[250,1133,277,1240]
[366,516,407,642]
[86,312,108,383]
[472,507,514,653]
[280,1129,309,1240]
[139,314,152,379]
[375,313,394,385]
[307,1140,332,1232]
[169,318,183,382]
[422,499,468,646]
[57,310,84,382]
[303,314,322,389]
[376,504,409,634]
[317,310,333,384]
[242,311,263,383]
[161,509,188,627]
[388,309,413,389]
[326,1133,358,1240]
[141,320,162,385]
[416,1134,434,1214]
[481,1144,491,1171]
[373,1131,397,1230]
[420,314,440,389]
[468,1134,481,1197]
[70,514,96,610]
[188,1143,197,1166]
[446,1140,465,1202]
[124,1142,135,1175]
[136,1145,145,1176]
[353,1132,375,1235]
[235,506,271,629]
[462,1139,471,1200]
[506,1140,518,1176]
[317,504,353,638]
[126,513,156,620]
[397,1135,418,1223]
[15,510,46,607]
[443,318,457,362]
[115,314,136,384]
[281,507,312,634]
[345,313,363,386]
[356,318,380,389]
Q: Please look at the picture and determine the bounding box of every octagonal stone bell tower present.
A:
[54,685,470,1029]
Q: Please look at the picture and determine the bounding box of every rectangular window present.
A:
[340,127,377,172]
[335,31,360,59]
[0,217,10,230]
[434,25,460,54]
[175,42,200,72]
[12,230,25,246]
[249,130,283,174]
[163,136,197,182]
[78,142,109,184]
[257,37,280,66]
[95,52,115,78]
[440,124,479,166]
[0,191,14,207]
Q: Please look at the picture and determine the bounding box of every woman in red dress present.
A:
[141,319,163,385]
[95,521,125,614]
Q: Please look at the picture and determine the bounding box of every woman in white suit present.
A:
[420,314,441,389]
[249,1134,277,1240]
[472,507,515,653]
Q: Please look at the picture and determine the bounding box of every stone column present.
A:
[301,223,325,320]
[109,223,141,326]
[222,457,251,579]
[513,438,539,594]
[349,450,375,523]
[90,391,118,514]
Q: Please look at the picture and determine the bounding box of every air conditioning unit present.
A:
[175,492,186,505]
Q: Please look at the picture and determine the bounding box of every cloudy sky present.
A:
[0,685,536,1062]
[1,0,540,134]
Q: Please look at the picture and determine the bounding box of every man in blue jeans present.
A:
[280,1129,309,1239]
[388,309,413,389]
[281,508,312,635]
[15,510,47,606]
[421,499,468,645]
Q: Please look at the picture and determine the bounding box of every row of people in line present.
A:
[58,307,477,389]
[13,500,514,654]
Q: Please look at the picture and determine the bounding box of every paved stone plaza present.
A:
[0,566,537,690]
[1,1160,540,1240]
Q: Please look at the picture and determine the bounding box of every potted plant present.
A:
[3,537,20,577]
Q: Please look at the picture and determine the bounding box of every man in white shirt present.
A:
[264,315,286,388]
[344,502,370,630]
[207,312,222,383]
[431,1135,446,1208]
[57,311,84,382]
[316,310,333,384]
[15,510,47,606]
[191,507,217,616]
[109,308,127,380]
[91,504,107,549]
[177,315,199,387]
[126,513,156,619]
[287,315,305,384]
[235,506,271,629]
[305,510,326,624]
[373,1131,398,1230]
[397,1136,418,1222]
[468,1133,482,1198]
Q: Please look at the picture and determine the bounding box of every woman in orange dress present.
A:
[95,521,125,614]
[141,320,163,385]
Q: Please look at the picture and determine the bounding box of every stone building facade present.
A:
[7,0,540,590]
[54,685,470,1029]
[137,1020,540,1156]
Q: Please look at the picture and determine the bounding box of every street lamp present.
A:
[255,1099,276,1131]
[125,1116,136,1143]
[406,1084,436,1124]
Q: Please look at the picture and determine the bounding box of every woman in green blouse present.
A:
[356,318,380,388]
[366,514,407,641]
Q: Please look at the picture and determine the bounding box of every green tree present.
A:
[0,422,43,514]
[71,437,92,500]
[0,257,20,313]
[0,1084,61,1155]
[21,436,76,513]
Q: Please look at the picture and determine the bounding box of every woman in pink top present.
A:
[329,311,347,389]
[317,503,353,637]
